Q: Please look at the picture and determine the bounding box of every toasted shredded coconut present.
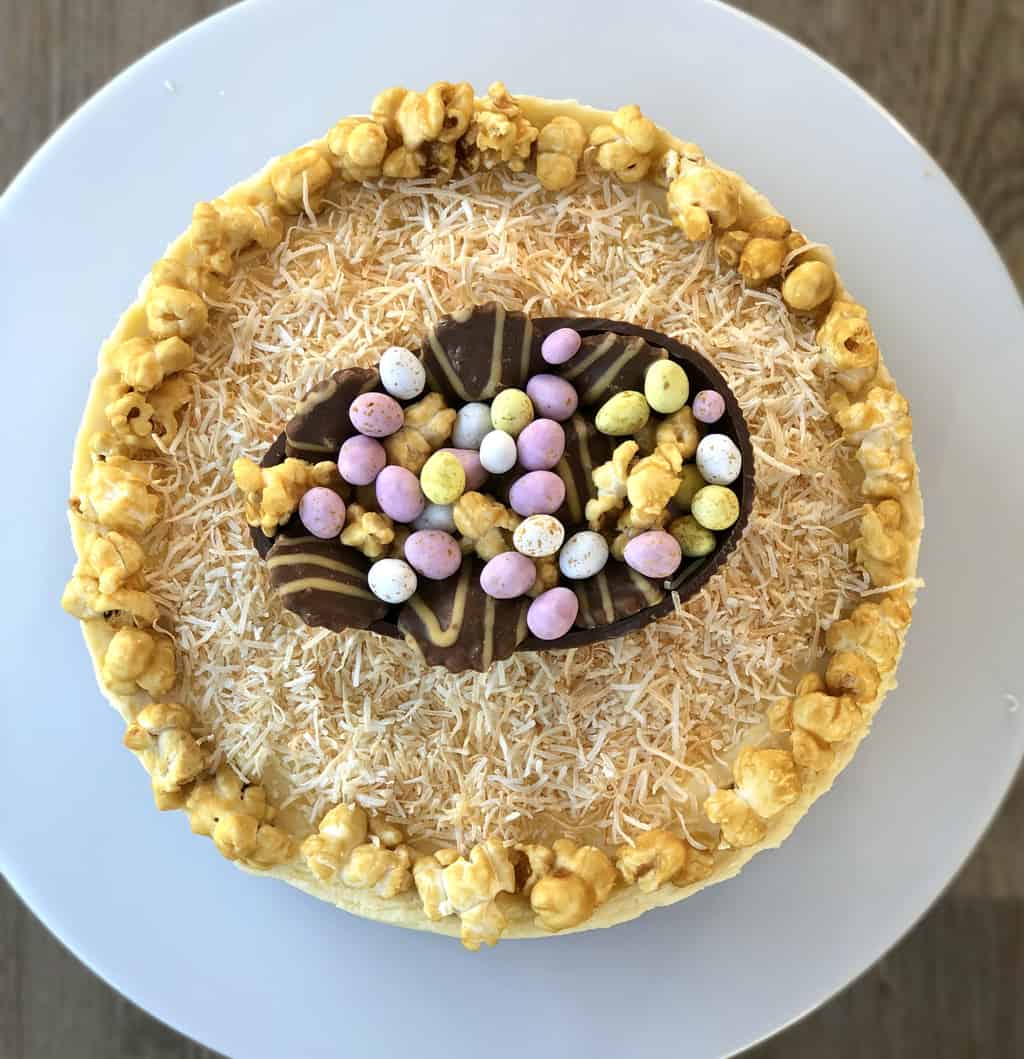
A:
[147,169,867,850]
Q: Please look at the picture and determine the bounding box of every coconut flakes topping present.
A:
[146,169,867,850]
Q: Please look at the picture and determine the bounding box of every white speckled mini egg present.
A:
[452,402,493,450]
[696,433,742,486]
[558,531,609,580]
[412,502,457,534]
[513,514,566,558]
[378,346,426,401]
[367,557,418,603]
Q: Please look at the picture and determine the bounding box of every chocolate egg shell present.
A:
[267,529,387,632]
[285,367,379,461]
[249,314,755,669]
[571,560,666,630]
[397,556,529,672]
[557,332,666,406]
[421,302,545,403]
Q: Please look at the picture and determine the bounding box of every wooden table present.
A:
[2,2,1021,1056]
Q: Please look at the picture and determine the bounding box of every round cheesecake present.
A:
[62,82,922,949]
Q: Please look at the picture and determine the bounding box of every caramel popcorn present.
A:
[383,81,474,149]
[529,839,617,932]
[624,443,683,529]
[463,82,538,173]
[654,406,699,458]
[372,81,473,181]
[513,843,555,896]
[704,747,801,848]
[101,627,176,697]
[269,145,334,211]
[817,300,879,392]
[232,456,339,537]
[145,284,208,341]
[782,260,836,311]
[186,765,295,869]
[831,386,914,498]
[616,829,714,892]
[190,198,283,275]
[62,528,158,626]
[150,257,222,300]
[826,596,910,674]
[301,804,369,880]
[769,673,864,771]
[856,500,908,586]
[383,392,456,472]
[589,104,659,183]
[667,166,740,242]
[327,117,389,181]
[340,504,395,559]
[341,844,414,898]
[123,702,204,809]
[413,838,516,951]
[585,440,638,530]
[453,491,520,560]
[105,373,194,448]
[74,454,160,536]
[105,335,193,392]
[717,215,806,285]
[527,554,559,598]
[536,116,587,191]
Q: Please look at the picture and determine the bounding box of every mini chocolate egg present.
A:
[541,327,581,365]
[375,465,426,523]
[526,586,579,640]
[378,345,426,401]
[404,530,463,580]
[420,450,467,505]
[513,514,565,558]
[516,419,566,471]
[349,392,405,438]
[337,435,387,486]
[644,360,690,415]
[673,465,707,511]
[669,515,716,558]
[623,530,682,579]
[691,485,740,531]
[438,448,488,490]
[479,430,518,475]
[413,503,457,533]
[526,374,579,421]
[558,530,610,580]
[452,402,493,450]
[480,551,537,599]
[692,389,726,424]
[594,390,650,436]
[367,557,418,603]
[696,434,742,485]
[509,470,566,516]
[298,487,346,539]
[490,388,534,437]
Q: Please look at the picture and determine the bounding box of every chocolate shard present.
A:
[572,560,665,629]
[285,367,379,461]
[267,530,388,632]
[557,332,666,406]
[397,556,529,672]
[421,303,544,403]
[554,415,615,527]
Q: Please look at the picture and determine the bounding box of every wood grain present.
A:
[1,2,1021,1057]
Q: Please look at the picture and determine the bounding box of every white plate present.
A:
[1,1,1021,1056]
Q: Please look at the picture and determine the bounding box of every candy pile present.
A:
[234,306,748,666]
[311,339,724,635]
